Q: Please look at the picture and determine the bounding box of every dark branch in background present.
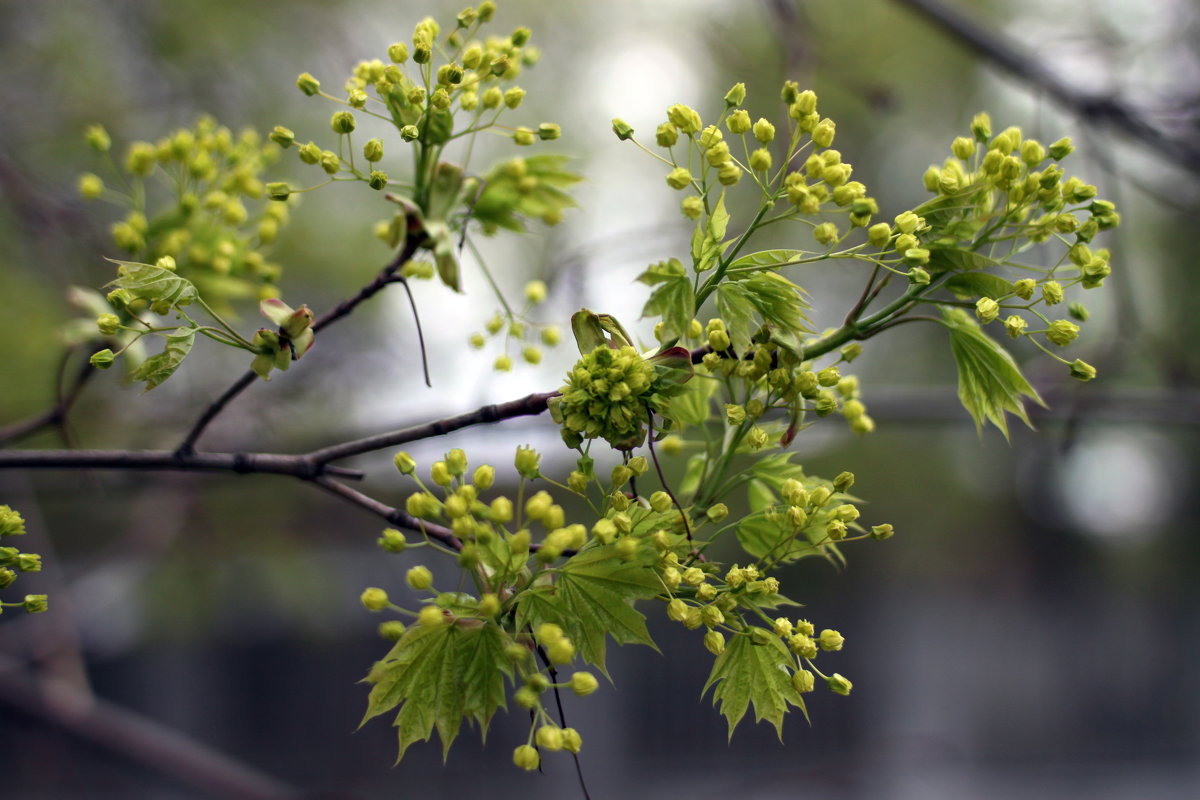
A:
[0,655,299,800]
[0,348,96,448]
[891,0,1200,178]
[175,233,428,455]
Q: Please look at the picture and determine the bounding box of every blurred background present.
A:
[1,0,1198,797]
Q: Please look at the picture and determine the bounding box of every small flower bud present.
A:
[393,451,416,475]
[1046,319,1080,346]
[1021,139,1046,166]
[750,627,774,646]
[368,170,388,190]
[704,630,726,655]
[296,72,321,96]
[871,523,895,540]
[666,104,702,135]
[360,587,389,611]
[752,117,776,144]
[548,638,575,664]
[655,123,679,148]
[649,491,673,513]
[378,528,407,553]
[84,124,111,152]
[727,109,751,134]
[89,349,115,369]
[867,222,892,248]
[706,503,728,522]
[378,620,406,641]
[818,629,844,651]
[1069,358,1097,381]
[515,446,540,479]
[975,297,1000,324]
[952,136,976,159]
[1042,280,1065,305]
[970,112,992,141]
[723,82,746,107]
[902,248,931,267]
[406,566,433,590]
[1012,278,1036,299]
[1048,137,1074,160]
[418,605,446,628]
[749,148,772,172]
[22,594,48,614]
[681,196,703,219]
[1004,315,1027,338]
[360,138,384,164]
[811,118,836,148]
[827,673,853,695]
[78,173,104,199]
[793,669,815,693]
[666,167,692,190]
[513,744,539,771]
[570,671,599,696]
[813,222,839,245]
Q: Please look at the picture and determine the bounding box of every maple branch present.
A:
[174,231,428,456]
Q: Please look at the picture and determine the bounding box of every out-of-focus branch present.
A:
[891,0,1200,177]
[0,654,299,800]
[0,349,96,448]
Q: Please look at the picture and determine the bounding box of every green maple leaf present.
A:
[516,544,661,676]
[941,307,1044,438]
[703,632,807,740]
[362,621,511,762]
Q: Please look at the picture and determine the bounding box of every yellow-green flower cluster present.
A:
[698,329,875,438]
[660,551,853,697]
[464,270,563,372]
[0,505,47,616]
[287,6,559,193]
[557,345,665,448]
[79,118,288,308]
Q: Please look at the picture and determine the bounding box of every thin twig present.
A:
[646,407,691,542]
[535,646,593,800]
[312,475,461,550]
[393,275,431,387]
[175,234,427,455]
[308,391,557,465]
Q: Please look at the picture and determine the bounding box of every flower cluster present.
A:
[556,345,659,447]
[78,117,289,309]
[467,275,563,372]
[0,505,47,616]
[279,5,575,294]
[888,114,1114,381]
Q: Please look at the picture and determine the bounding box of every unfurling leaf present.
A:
[130,328,195,390]
[106,261,198,308]
[942,307,1044,437]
